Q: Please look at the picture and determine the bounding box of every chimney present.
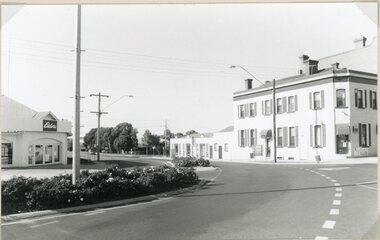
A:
[331,62,340,71]
[299,54,319,75]
[354,36,367,49]
[245,79,253,90]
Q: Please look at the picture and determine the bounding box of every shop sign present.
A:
[43,120,57,132]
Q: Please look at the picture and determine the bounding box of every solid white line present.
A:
[329,209,339,215]
[335,193,342,197]
[84,211,105,216]
[2,219,36,226]
[357,184,377,190]
[336,188,342,192]
[315,236,329,240]
[322,220,336,229]
[333,200,341,205]
[30,220,59,229]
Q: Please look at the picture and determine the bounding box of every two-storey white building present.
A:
[170,36,377,162]
[234,56,377,161]
[1,95,72,167]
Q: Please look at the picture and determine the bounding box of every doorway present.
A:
[218,146,222,159]
[336,135,349,154]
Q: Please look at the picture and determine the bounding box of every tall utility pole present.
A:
[73,5,82,184]
[90,92,109,161]
[164,120,167,156]
[273,79,277,163]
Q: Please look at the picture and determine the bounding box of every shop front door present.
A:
[336,135,349,154]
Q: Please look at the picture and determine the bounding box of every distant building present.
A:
[170,126,234,160]
[1,96,72,167]
[170,36,377,162]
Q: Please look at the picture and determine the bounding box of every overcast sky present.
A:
[1,3,377,138]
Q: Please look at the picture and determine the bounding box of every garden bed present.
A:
[2,165,198,215]
[172,157,210,167]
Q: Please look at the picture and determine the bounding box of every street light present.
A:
[230,65,277,163]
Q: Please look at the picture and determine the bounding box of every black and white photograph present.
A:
[1,2,378,240]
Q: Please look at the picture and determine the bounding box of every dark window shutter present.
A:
[358,123,362,147]
[321,90,325,109]
[255,128,258,145]
[238,130,241,147]
[364,90,367,108]
[295,126,299,147]
[309,92,312,109]
[322,124,326,147]
[355,89,358,107]
[310,125,314,147]
[295,95,298,112]
[369,90,373,108]
[368,124,371,146]
[282,97,287,113]
[254,102,257,116]
[262,101,265,116]
[284,127,288,147]
[270,99,273,115]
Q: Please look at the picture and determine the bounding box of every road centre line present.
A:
[329,209,339,215]
[336,188,342,191]
[30,220,59,229]
[334,183,341,186]
[335,193,342,197]
[315,236,329,240]
[331,179,336,182]
[322,220,336,229]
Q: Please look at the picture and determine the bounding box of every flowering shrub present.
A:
[172,157,210,167]
[1,165,198,215]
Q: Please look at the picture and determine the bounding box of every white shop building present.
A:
[1,96,72,167]
[170,126,234,160]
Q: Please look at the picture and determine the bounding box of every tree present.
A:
[100,127,113,153]
[185,130,198,135]
[83,128,97,151]
[142,130,162,155]
[175,132,184,138]
[111,122,138,153]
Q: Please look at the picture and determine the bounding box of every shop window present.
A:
[359,124,368,147]
[54,145,60,162]
[35,145,43,164]
[45,145,53,164]
[336,89,346,108]
[28,145,34,164]
[1,143,13,165]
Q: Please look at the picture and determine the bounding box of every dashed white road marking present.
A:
[30,220,59,229]
[329,209,340,215]
[336,188,342,191]
[331,179,337,182]
[320,174,326,177]
[335,193,342,197]
[325,176,331,180]
[334,183,341,186]
[322,220,336,229]
[333,200,341,205]
[315,236,329,240]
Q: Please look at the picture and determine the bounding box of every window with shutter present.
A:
[283,97,287,112]
[283,127,288,147]
[368,124,371,146]
[321,90,325,109]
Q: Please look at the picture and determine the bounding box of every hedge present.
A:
[2,165,198,215]
[172,157,210,167]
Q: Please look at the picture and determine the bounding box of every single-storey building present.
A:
[1,95,72,167]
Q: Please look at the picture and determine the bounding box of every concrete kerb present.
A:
[1,179,208,223]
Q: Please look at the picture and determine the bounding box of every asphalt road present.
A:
[2,162,377,240]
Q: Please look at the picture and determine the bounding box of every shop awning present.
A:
[336,124,350,135]
[260,129,272,139]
